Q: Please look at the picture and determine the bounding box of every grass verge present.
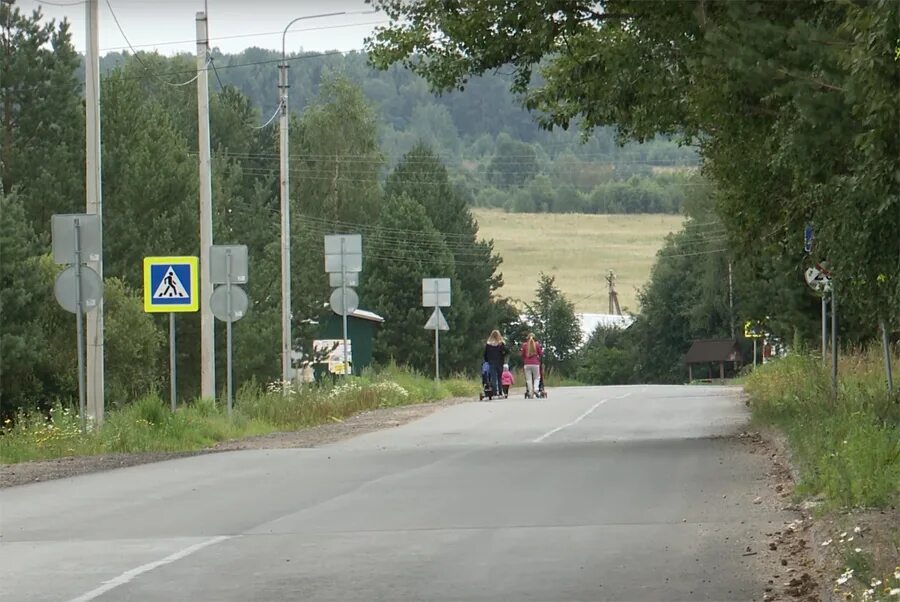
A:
[0,365,479,464]
[745,350,899,600]
[745,350,898,509]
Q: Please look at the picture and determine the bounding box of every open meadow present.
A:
[473,209,685,313]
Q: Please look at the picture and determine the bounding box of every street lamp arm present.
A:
[282,12,347,62]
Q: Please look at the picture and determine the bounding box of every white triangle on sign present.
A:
[424,307,449,331]
[153,266,190,299]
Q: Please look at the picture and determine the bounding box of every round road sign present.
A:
[210,285,249,322]
[54,265,103,314]
[329,286,359,316]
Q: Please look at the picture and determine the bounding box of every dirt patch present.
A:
[737,427,899,602]
[735,429,825,602]
[0,398,466,489]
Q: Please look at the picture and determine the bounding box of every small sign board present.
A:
[424,307,449,331]
[210,285,249,322]
[143,256,199,313]
[210,245,249,285]
[744,320,765,339]
[803,224,814,254]
[313,339,352,374]
[422,278,451,307]
[51,214,102,264]
[324,234,362,274]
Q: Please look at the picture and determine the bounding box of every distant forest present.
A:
[94,48,699,215]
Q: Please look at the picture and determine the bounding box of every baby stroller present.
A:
[479,361,497,401]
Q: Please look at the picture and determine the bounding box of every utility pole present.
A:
[277,11,345,387]
[196,12,215,400]
[606,270,621,316]
[278,42,291,388]
[84,0,105,425]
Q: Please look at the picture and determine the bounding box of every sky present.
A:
[21,0,387,56]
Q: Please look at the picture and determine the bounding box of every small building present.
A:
[685,339,744,382]
[315,308,384,377]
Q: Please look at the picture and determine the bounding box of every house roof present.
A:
[685,339,743,364]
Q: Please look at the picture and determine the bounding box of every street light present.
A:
[278,11,345,389]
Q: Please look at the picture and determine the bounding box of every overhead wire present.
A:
[104,0,204,87]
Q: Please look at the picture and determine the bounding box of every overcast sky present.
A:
[22,0,387,55]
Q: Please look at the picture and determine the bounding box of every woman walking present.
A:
[520,333,543,398]
[483,329,508,397]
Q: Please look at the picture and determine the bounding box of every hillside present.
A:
[473,210,684,313]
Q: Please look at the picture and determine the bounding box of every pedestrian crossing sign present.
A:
[143,256,199,313]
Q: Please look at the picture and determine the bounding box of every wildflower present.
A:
[871,580,882,587]
[822,539,833,547]
[3,418,10,425]
[840,532,848,538]
[890,588,900,597]
[837,569,854,585]
[855,548,863,553]
[854,526,862,534]
[894,568,900,580]
[847,537,854,543]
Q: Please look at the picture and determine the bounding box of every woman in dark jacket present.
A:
[483,329,508,396]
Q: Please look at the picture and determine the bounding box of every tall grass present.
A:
[745,349,899,509]
[0,367,479,464]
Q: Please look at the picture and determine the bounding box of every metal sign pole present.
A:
[434,281,440,382]
[340,238,349,377]
[753,339,757,369]
[74,219,87,434]
[169,313,177,411]
[881,320,894,394]
[225,249,234,416]
[821,295,827,361]
[831,283,838,393]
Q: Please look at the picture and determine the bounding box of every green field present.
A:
[473,209,685,313]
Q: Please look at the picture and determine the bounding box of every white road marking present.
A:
[67,536,231,602]
[532,390,633,443]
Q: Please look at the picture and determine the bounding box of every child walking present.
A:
[501,364,514,398]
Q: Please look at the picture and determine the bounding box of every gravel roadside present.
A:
[0,397,466,489]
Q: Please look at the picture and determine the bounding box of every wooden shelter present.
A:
[685,339,744,382]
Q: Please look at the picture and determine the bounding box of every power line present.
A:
[99,19,389,53]
[104,0,203,87]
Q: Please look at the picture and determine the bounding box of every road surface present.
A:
[1,385,785,601]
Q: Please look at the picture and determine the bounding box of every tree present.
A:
[367,0,900,347]
[1,2,84,237]
[487,134,539,189]
[384,143,504,369]
[524,273,581,372]
[361,194,455,371]
[0,188,49,412]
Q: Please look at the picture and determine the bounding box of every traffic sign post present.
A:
[210,245,250,415]
[744,320,765,368]
[324,235,362,377]
[143,256,200,411]
[52,214,104,433]
[423,278,451,381]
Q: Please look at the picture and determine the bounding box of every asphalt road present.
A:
[1,385,786,602]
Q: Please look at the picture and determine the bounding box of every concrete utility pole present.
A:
[278,11,345,387]
[85,0,105,425]
[197,12,215,400]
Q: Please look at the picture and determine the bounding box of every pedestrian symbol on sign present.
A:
[153,267,189,299]
[143,256,199,313]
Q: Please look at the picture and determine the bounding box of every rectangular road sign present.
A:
[422,278,451,307]
[51,213,102,264]
[143,256,199,313]
[210,245,249,284]
[324,234,362,273]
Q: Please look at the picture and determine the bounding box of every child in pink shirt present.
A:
[501,364,514,397]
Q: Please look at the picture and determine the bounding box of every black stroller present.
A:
[479,361,498,401]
